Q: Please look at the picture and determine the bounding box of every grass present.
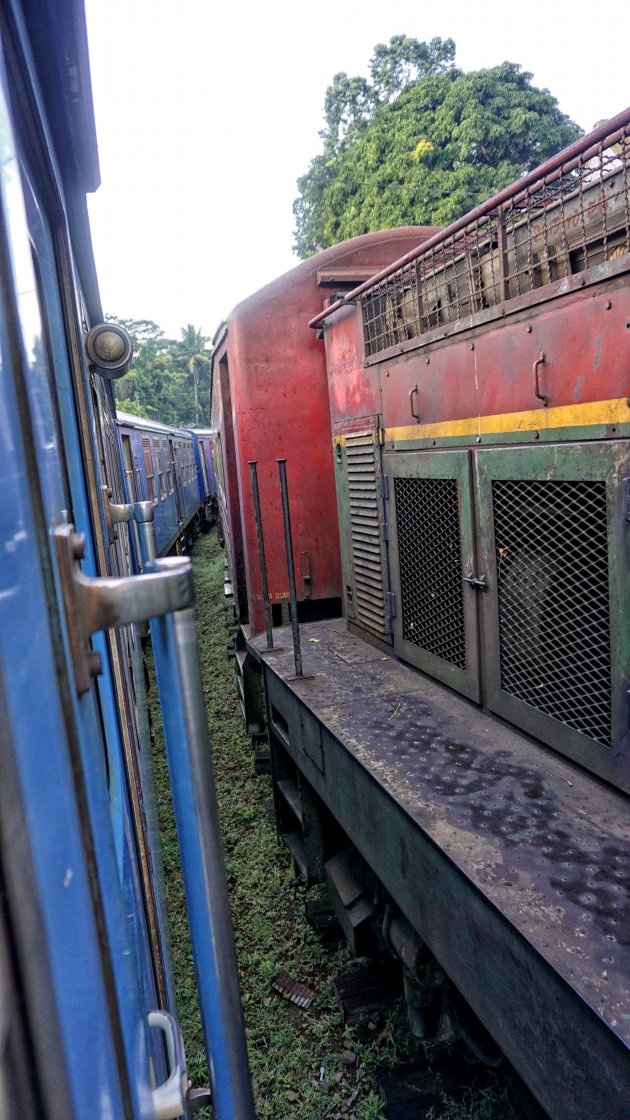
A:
[148,530,521,1120]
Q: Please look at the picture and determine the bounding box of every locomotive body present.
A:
[244,112,630,1119]
[210,229,437,730]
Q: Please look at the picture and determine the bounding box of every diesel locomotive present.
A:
[209,226,438,734]
[216,112,630,1119]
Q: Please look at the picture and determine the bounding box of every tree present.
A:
[369,34,455,102]
[111,318,209,427]
[173,325,212,427]
[293,43,581,258]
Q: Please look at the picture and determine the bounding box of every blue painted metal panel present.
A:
[0,231,129,1120]
[0,29,171,1114]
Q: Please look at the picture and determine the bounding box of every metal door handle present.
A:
[533,351,548,405]
[54,524,194,693]
[410,383,420,422]
[148,1010,188,1119]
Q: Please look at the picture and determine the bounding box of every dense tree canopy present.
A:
[293,39,581,258]
[112,318,212,428]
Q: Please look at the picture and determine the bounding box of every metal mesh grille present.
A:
[493,480,611,745]
[394,477,466,667]
[362,118,630,357]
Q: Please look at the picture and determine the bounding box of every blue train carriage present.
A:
[0,1,254,1118]
[117,412,205,554]
[186,426,218,529]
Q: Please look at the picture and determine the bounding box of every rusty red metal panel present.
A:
[378,281,630,433]
[323,277,630,435]
[214,228,439,635]
[324,302,381,426]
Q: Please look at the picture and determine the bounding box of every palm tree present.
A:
[175,324,212,426]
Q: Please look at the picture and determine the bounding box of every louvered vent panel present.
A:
[394,477,466,668]
[493,479,611,746]
[346,430,388,636]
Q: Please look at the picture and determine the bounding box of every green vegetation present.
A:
[149,531,521,1118]
[112,318,211,427]
[293,35,581,257]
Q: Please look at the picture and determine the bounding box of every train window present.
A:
[121,434,137,501]
[0,133,71,522]
[156,441,166,500]
[165,442,174,493]
[142,437,157,504]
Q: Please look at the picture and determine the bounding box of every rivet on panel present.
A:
[526,325,532,333]
[605,300,612,310]
[470,343,475,350]
[425,357,430,365]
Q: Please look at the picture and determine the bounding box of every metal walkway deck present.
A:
[248,618,630,1120]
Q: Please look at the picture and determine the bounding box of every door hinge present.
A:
[378,474,389,500]
[387,591,397,625]
[55,523,194,694]
[380,520,389,543]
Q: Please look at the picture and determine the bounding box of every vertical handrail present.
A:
[277,459,303,677]
[135,512,255,1120]
[248,460,274,649]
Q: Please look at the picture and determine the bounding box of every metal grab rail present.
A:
[135,515,256,1120]
[308,106,630,331]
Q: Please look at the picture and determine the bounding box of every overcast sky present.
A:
[84,0,630,341]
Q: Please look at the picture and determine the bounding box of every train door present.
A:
[171,438,185,526]
[122,432,139,501]
[384,448,482,703]
[0,33,190,1116]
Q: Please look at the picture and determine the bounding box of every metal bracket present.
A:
[54,524,195,693]
[462,573,487,591]
[623,477,630,521]
[101,485,135,544]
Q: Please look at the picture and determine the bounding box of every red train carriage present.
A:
[245,112,630,1120]
[210,228,437,731]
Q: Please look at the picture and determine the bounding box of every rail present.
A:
[309,108,630,359]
